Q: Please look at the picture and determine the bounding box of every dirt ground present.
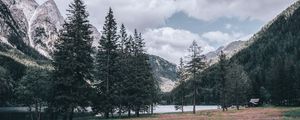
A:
[125,108,285,120]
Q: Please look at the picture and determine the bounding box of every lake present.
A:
[0,105,219,114]
[153,105,218,113]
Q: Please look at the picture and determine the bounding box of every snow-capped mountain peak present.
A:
[14,0,39,21]
[28,0,64,57]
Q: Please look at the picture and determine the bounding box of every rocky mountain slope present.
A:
[205,40,247,65]
[28,0,64,57]
[0,0,50,92]
[149,55,178,92]
[2,0,101,57]
[0,0,178,92]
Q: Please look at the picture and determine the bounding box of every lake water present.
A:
[0,105,218,114]
[153,105,218,113]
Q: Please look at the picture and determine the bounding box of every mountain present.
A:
[205,40,247,65]
[173,0,300,105]
[0,0,177,92]
[0,0,45,59]
[14,0,39,21]
[149,55,178,92]
[2,0,101,57]
[0,0,50,96]
[1,0,31,45]
[228,0,300,105]
[28,0,64,57]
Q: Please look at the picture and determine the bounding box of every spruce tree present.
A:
[175,58,187,113]
[131,29,145,117]
[185,40,206,114]
[116,24,129,117]
[131,29,158,117]
[218,50,228,111]
[226,62,251,110]
[119,24,128,53]
[52,0,93,119]
[123,35,135,117]
[0,67,14,106]
[16,68,51,120]
[93,8,119,118]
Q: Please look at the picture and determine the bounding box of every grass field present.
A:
[1,107,300,120]
[283,107,300,120]
[120,107,300,120]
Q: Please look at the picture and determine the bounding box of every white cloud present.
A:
[202,31,245,46]
[176,0,296,22]
[34,0,295,64]
[36,0,296,31]
[143,27,252,64]
[80,0,177,32]
[201,31,252,48]
[143,27,214,64]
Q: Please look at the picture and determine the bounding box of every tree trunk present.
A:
[119,105,122,117]
[38,103,42,120]
[29,106,33,120]
[68,108,74,120]
[181,96,184,113]
[193,80,196,114]
[35,101,39,120]
[235,80,239,110]
[111,110,114,118]
[128,107,131,117]
[151,104,154,115]
[52,109,58,120]
[104,111,109,118]
[63,113,67,120]
[236,95,240,110]
[135,108,140,117]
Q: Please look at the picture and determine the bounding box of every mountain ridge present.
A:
[172,0,300,105]
[0,0,178,92]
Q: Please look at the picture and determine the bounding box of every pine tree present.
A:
[116,24,129,117]
[122,35,135,117]
[16,68,51,120]
[185,40,206,114]
[226,62,251,110]
[218,50,228,111]
[175,58,187,113]
[131,29,145,117]
[0,67,14,106]
[93,8,119,118]
[119,24,128,53]
[52,0,94,119]
[131,29,158,117]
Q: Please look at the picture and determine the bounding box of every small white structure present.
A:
[249,98,260,106]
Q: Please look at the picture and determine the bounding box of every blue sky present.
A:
[36,0,296,64]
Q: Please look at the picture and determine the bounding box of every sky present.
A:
[36,0,296,64]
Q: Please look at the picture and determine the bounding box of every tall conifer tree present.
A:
[52,0,93,120]
[93,8,118,118]
[176,58,187,113]
[218,50,228,111]
[186,40,206,114]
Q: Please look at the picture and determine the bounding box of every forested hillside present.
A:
[171,0,300,106]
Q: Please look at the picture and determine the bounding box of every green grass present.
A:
[0,112,95,120]
[283,107,300,120]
